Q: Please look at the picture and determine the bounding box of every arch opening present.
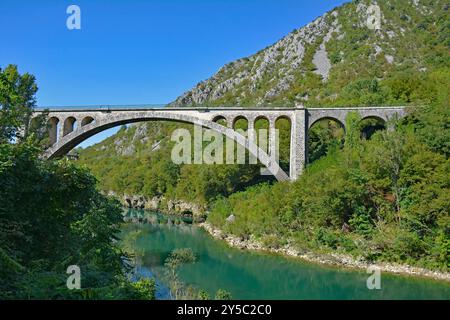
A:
[48,117,60,145]
[232,116,248,131]
[63,117,78,136]
[212,115,227,127]
[254,116,269,152]
[81,116,95,127]
[275,116,291,174]
[359,116,386,140]
[307,117,345,164]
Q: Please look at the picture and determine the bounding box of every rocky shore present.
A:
[107,191,206,221]
[199,222,450,282]
[112,190,449,282]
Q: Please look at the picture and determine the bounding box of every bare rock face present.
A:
[114,136,136,156]
[120,193,206,219]
[132,123,148,143]
[123,194,147,209]
[166,0,442,108]
[226,214,236,223]
[167,199,204,217]
[145,196,163,211]
[312,16,340,81]
[170,9,339,107]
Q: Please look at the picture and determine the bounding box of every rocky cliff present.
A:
[110,191,207,221]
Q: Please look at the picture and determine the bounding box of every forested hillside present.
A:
[79,0,448,202]
[208,102,449,271]
[77,0,449,271]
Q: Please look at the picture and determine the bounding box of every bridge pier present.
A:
[289,108,307,181]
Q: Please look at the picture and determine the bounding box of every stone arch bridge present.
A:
[34,106,407,181]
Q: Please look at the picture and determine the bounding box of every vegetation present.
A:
[161,248,232,300]
[163,248,197,300]
[0,65,154,299]
[78,122,266,206]
[208,103,449,271]
[3,0,445,297]
[76,2,449,271]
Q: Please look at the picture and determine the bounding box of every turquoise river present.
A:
[120,209,450,300]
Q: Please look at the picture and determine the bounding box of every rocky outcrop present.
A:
[169,8,339,107]
[115,192,207,220]
[312,14,340,81]
[166,199,204,217]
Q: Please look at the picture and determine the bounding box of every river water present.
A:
[120,209,450,300]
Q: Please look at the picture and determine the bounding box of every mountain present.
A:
[77,0,449,205]
[169,0,449,107]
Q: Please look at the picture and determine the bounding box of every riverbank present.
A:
[119,199,450,283]
[199,222,450,283]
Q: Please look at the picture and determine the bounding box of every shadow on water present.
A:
[120,209,450,300]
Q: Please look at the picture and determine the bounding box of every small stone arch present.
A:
[63,117,77,136]
[307,116,346,164]
[29,116,40,129]
[274,116,292,174]
[359,116,386,139]
[254,116,270,146]
[254,115,270,123]
[232,115,249,130]
[360,115,386,124]
[212,115,227,127]
[275,114,292,123]
[81,116,95,127]
[308,116,346,132]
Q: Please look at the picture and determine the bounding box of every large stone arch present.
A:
[42,111,290,181]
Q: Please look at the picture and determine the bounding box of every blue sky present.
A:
[1,0,348,146]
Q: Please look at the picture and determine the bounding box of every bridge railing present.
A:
[34,104,167,111]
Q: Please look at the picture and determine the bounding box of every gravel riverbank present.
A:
[199,222,450,282]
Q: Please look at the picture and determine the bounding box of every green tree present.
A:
[0,66,153,299]
[0,65,38,143]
